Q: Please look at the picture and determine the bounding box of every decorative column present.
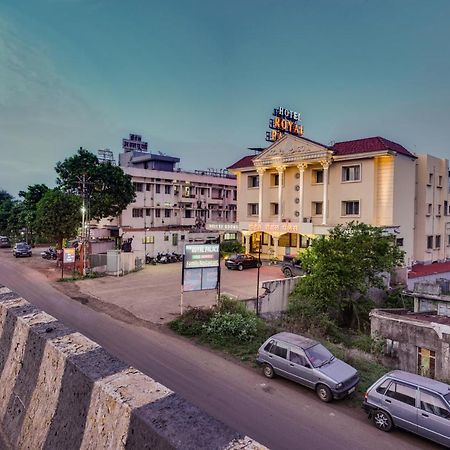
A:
[256,167,265,223]
[297,163,308,224]
[321,160,331,225]
[276,165,285,223]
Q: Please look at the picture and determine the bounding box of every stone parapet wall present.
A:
[0,285,266,450]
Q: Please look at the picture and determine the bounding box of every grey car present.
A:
[363,370,450,447]
[12,242,32,257]
[256,332,359,402]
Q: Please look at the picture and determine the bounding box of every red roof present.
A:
[409,261,450,279]
[332,137,416,158]
[227,155,254,170]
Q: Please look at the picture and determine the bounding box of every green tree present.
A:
[289,222,405,331]
[7,201,26,240]
[35,189,82,248]
[55,148,135,220]
[0,190,14,236]
[19,184,49,244]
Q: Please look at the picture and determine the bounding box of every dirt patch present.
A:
[51,279,161,331]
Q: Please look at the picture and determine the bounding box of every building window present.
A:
[427,235,433,249]
[312,169,323,184]
[270,203,279,215]
[133,182,143,192]
[278,233,298,247]
[448,234,450,246]
[145,208,151,216]
[185,210,192,218]
[396,238,404,247]
[342,165,361,182]
[132,208,143,218]
[270,173,279,187]
[248,175,259,188]
[342,201,360,216]
[155,209,161,218]
[417,347,436,379]
[438,175,442,187]
[180,235,185,241]
[437,205,441,216]
[164,209,171,218]
[155,184,161,194]
[146,183,151,191]
[444,201,448,216]
[435,235,441,248]
[248,203,258,216]
[165,185,171,194]
[428,173,433,185]
[312,201,323,216]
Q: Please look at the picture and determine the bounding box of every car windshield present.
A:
[445,392,450,405]
[304,344,334,368]
[17,244,27,249]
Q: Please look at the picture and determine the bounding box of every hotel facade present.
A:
[229,134,450,267]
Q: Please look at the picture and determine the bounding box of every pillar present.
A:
[297,163,307,224]
[256,167,265,223]
[276,166,285,223]
[321,160,331,225]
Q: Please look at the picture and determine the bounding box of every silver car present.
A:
[363,370,450,447]
[256,332,359,402]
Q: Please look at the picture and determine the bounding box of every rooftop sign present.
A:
[266,107,304,142]
[122,133,148,152]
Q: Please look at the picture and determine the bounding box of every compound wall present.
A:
[0,285,265,450]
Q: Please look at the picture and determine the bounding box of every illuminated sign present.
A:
[122,133,148,152]
[206,223,239,231]
[266,107,304,142]
[184,244,220,268]
[248,222,299,234]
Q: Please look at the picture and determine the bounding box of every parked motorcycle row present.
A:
[145,252,182,265]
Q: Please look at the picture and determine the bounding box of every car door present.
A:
[287,347,316,388]
[383,381,418,433]
[265,340,290,378]
[417,389,450,446]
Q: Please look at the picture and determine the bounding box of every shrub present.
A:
[220,240,244,257]
[169,308,213,337]
[204,312,258,343]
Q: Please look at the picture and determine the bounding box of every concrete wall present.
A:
[370,309,450,382]
[0,285,265,450]
[244,276,300,315]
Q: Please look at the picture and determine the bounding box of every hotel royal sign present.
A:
[265,106,304,142]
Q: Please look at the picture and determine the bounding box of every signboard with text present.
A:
[266,107,304,142]
[182,244,220,292]
[63,248,76,264]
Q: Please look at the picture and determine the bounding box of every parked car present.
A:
[225,254,261,271]
[12,242,32,258]
[0,236,11,248]
[281,256,304,278]
[257,332,359,402]
[363,370,450,447]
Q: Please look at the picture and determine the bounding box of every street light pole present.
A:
[256,233,262,316]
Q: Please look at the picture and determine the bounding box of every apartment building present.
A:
[228,133,446,267]
[414,154,450,264]
[105,136,237,256]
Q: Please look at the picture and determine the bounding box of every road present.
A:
[0,253,440,450]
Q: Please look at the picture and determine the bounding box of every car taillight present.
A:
[364,391,368,400]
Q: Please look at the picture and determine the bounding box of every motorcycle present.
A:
[41,247,57,260]
[145,254,157,265]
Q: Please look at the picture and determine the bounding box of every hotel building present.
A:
[228,134,450,267]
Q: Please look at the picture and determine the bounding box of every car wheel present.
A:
[238,264,243,271]
[316,384,333,402]
[373,410,393,432]
[256,262,262,268]
[283,268,293,278]
[263,364,275,379]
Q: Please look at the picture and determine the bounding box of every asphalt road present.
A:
[0,253,441,450]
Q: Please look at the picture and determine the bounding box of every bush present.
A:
[204,312,258,343]
[169,308,213,337]
[220,240,244,257]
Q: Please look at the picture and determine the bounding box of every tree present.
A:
[35,189,82,248]
[19,184,49,244]
[289,222,405,332]
[55,148,135,220]
[0,189,14,236]
[7,201,26,239]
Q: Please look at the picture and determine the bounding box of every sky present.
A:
[1,0,450,197]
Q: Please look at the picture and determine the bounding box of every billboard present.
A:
[182,244,220,292]
[63,248,76,264]
[184,244,220,268]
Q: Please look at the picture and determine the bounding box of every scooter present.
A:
[145,254,157,265]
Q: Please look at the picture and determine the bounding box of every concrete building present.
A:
[229,134,450,267]
[229,134,419,265]
[370,280,450,382]
[92,134,238,257]
[414,154,450,264]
